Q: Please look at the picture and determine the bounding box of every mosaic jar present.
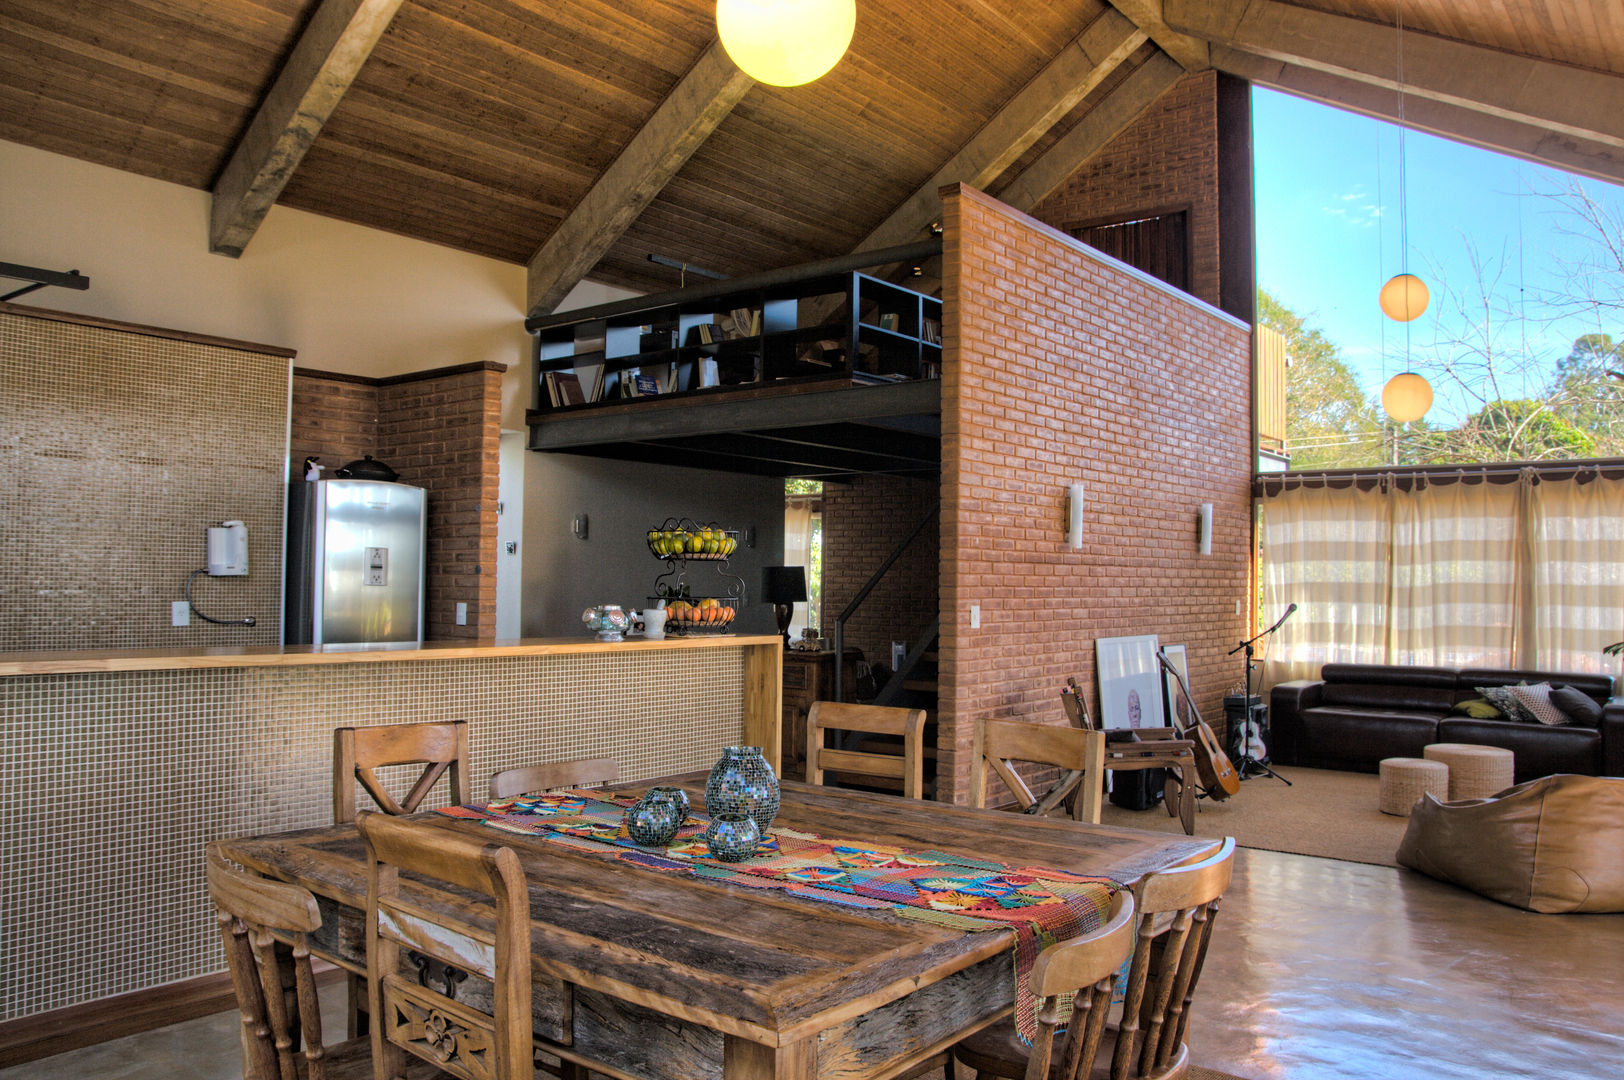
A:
[624,789,683,847]
[581,604,630,641]
[704,812,761,863]
[704,745,779,833]
[647,786,691,821]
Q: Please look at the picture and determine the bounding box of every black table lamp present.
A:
[761,566,807,648]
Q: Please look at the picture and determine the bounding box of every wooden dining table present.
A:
[215,774,1217,1080]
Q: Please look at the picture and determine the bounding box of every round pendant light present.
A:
[717,0,856,87]
[1382,371,1434,423]
[1379,272,1429,322]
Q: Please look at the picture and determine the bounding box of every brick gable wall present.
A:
[937,183,1252,804]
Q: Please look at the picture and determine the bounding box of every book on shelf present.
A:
[554,371,587,406]
[689,322,725,347]
[543,370,559,407]
[878,312,899,332]
[634,373,660,397]
[921,318,942,344]
[722,308,761,339]
[586,365,606,402]
[698,357,720,388]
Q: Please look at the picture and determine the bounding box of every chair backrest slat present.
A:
[805,702,928,799]
[358,812,532,1080]
[333,721,470,823]
[490,756,620,800]
[1022,889,1137,1080]
[970,718,1105,816]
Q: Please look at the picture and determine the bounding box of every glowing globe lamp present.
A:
[1379,272,1429,322]
[717,0,856,87]
[1382,371,1434,423]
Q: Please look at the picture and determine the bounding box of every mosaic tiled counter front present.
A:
[0,637,781,1026]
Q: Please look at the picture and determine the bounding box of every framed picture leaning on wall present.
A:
[1095,634,1165,730]
[1160,643,1191,729]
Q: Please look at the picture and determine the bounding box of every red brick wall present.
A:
[1029,70,1221,311]
[290,371,378,476]
[938,183,1252,805]
[378,365,504,642]
[821,474,939,666]
[291,364,503,642]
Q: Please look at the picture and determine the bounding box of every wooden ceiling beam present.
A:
[1103,1,1210,72]
[1216,46,1624,188]
[1165,0,1624,154]
[209,0,405,258]
[525,41,752,317]
[996,52,1184,213]
[850,8,1148,256]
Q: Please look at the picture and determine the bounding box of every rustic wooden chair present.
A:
[954,837,1234,1080]
[358,812,583,1080]
[332,721,470,824]
[489,756,620,800]
[950,888,1137,1080]
[205,840,407,1080]
[969,717,1108,821]
[805,701,929,799]
[1100,730,1200,835]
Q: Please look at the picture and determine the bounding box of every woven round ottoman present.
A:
[1379,757,1450,816]
[1424,743,1516,800]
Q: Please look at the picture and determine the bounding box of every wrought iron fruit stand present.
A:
[646,517,745,635]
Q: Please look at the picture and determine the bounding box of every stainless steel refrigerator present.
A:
[285,479,426,646]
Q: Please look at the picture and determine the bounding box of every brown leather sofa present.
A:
[1270,664,1622,781]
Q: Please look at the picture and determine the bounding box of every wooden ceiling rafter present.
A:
[209,0,407,258]
[1103,0,1211,71]
[524,39,753,317]
[1165,0,1624,180]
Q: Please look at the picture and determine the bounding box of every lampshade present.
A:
[761,565,807,604]
[1382,371,1433,423]
[1379,273,1429,322]
[716,0,856,87]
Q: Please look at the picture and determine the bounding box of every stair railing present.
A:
[833,502,939,703]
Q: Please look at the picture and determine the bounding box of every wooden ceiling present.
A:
[3,1,1621,316]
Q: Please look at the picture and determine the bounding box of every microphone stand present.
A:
[1227,606,1296,785]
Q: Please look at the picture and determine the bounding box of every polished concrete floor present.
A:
[5,848,1620,1080]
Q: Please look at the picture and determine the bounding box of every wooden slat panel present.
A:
[1255,324,1288,450]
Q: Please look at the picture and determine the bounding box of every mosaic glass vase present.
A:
[704,745,779,833]
[647,785,691,821]
[704,812,761,862]
[624,790,683,847]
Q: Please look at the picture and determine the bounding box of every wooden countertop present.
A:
[0,635,783,677]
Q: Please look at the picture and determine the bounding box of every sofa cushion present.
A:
[1550,685,1604,727]
[1475,685,1531,723]
[1436,718,1602,781]
[1299,706,1443,769]
[1322,663,1458,689]
[1450,697,1503,720]
[1396,775,1624,913]
[1461,668,1613,703]
[1511,683,1568,726]
[1321,681,1458,712]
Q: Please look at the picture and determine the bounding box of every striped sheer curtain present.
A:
[1530,475,1624,673]
[1259,472,1624,689]
[1259,484,1392,685]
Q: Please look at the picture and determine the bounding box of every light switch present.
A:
[969,604,981,629]
[456,602,468,626]
[171,600,189,627]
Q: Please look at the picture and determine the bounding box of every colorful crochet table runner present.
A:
[438,790,1121,1040]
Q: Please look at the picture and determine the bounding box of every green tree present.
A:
[1260,290,1384,469]
[1549,333,1624,456]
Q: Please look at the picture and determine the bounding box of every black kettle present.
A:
[333,454,400,482]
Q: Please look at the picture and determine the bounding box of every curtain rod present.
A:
[1255,457,1624,496]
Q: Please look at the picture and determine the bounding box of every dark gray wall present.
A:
[521,454,785,637]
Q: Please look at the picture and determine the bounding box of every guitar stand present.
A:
[1230,637,1292,787]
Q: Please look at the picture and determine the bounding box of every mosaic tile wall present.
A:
[0,308,289,650]
[0,648,746,1022]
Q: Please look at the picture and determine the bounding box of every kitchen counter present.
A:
[0,634,782,676]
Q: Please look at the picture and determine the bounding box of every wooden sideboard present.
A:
[780,647,863,781]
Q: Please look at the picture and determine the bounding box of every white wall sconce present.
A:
[1066,483,1085,549]
[1198,503,1213,555]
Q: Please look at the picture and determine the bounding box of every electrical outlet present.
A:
[171,600,189,627]
[969,604,981,629]
[455,602,468,626]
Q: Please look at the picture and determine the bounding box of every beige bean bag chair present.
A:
[1396,774,1624,913]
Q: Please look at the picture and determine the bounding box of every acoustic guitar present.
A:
[1156,649,1240,800]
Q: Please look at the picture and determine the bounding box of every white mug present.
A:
[643,608,667,639]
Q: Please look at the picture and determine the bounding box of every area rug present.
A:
[1098,765,1408,868]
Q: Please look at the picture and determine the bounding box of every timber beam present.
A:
[1104,1,1210,72]
[210,0,405,257]
[525,41,752,317]
[1165,0,1624,170]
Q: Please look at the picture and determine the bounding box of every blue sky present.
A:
[1252,87,1624,426]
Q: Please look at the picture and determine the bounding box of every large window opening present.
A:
[784,479,822,640]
